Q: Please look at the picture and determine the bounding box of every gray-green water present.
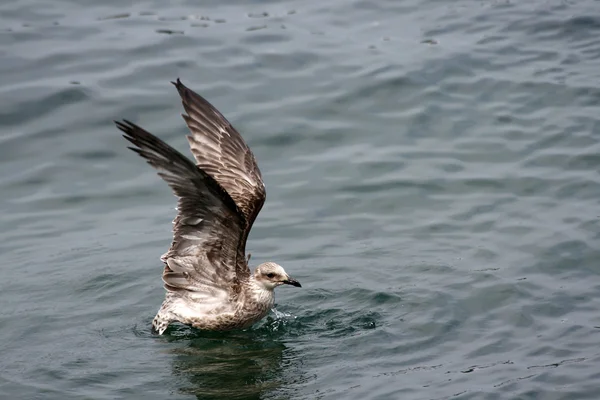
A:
[2,1,600,399]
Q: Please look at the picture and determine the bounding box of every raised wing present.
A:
[172,79,266,274]
[116,120,246,295]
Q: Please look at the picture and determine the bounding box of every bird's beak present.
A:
[283,277,302,287]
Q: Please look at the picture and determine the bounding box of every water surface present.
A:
[1,0,600,399]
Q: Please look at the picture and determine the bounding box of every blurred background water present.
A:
[1,0,600,399]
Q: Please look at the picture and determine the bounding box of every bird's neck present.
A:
[248,276,275,305]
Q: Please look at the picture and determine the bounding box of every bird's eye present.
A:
[266,273,275,278]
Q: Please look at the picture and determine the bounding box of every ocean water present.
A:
[1,0,600,399]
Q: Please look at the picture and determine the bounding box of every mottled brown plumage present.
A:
[115,79,301,334]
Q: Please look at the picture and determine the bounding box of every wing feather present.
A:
[172,79,266,279]
[115,120,245,295]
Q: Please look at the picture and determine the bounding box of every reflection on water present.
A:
[164,321,301,399]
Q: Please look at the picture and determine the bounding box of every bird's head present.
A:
[254,262,301,291]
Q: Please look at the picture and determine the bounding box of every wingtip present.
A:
[114,120,127,134]
[171,77,183,88]
[115,119,134,135]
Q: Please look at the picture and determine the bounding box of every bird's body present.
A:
[116,79,300,335]
[153,278,273,333]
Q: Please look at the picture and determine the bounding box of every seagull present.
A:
[115,79,301,335]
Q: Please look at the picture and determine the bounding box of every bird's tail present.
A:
[151,304,173,335]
